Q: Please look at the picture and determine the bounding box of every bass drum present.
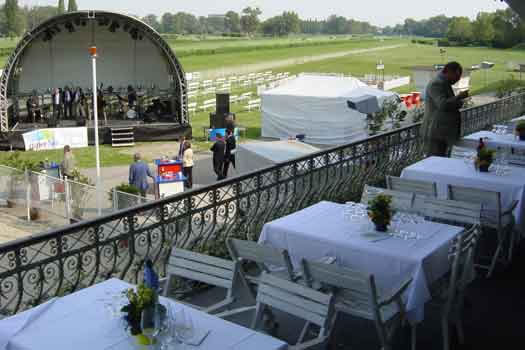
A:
[126,108,137,119]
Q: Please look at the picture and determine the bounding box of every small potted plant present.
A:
[515,120,525,141]
[475,148,495,172]
[367,193,393,232]
[121,283,158,345]
[110,183,140,210]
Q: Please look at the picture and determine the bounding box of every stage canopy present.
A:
[0,10,188,132]
[261,74,395,145]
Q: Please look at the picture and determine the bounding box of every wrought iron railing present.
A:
[0,93,523,316]
[460,92,525,137]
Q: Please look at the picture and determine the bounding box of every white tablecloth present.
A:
[464,130,525,152]
[0,279,287,350]
[401,156,525,233]
[258,201,464,324]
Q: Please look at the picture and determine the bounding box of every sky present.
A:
[20,0,510,27]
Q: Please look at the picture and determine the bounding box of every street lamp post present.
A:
[90,46,102,216]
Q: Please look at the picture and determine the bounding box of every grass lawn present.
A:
[277,44,525,94]
[0,145,134,169]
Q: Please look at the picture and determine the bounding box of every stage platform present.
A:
[0,120,192,150]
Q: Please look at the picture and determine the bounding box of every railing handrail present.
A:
[0,122,422,251]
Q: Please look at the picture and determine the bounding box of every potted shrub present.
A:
[367,193,393,232]
[110,183,140,210]
[515,120,525,141]
[475,148,495,172]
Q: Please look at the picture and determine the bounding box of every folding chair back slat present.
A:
[447,185,502,228]
[421,198,481,227]
[256,273,333,328]
[361,185,415,212]
[227,238,294,277]
[386,176,438,198]
[167,248,236,290]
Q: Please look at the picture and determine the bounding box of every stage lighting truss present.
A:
[109,21,120,33]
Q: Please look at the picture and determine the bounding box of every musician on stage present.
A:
[52,88,62,120]
[26,91,41,123]
[63,86,73,119]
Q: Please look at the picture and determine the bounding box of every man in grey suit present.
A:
[422,62,470,157]
[129,153,155,201]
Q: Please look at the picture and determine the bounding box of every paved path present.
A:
[200,44,407,79]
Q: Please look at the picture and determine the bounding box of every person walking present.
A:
[422,61,470,157]
[182,140,194,189]
[223,129,236,179]
[60,145,76,179]
[211,133,226,180]
[129,153,155,201]
[177,135,186,160]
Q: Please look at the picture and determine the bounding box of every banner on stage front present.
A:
[22,127,88,151]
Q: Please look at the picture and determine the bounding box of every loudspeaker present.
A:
[216,93,230,115]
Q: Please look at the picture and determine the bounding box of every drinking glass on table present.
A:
[159,302,176,350]
[174,307,195,347]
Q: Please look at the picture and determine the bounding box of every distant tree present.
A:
[57,0,65,14]
[325,15,346,34]
[4,0,21,36]
[225,11,240,33]
[472,12,495,45]
[25,5,57,30]
[447,17,473,43]
[240,7,261,35]
[67,0,77,13]
[142,14,161,32]
[161,12,175,33]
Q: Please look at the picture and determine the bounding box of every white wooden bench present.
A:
[244,98,261,112]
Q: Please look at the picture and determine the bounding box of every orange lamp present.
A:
[89,46,97,57]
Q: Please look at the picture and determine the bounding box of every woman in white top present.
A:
[182,140,193,189]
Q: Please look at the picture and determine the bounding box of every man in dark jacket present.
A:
[422,61,470,157]
[223,129,236,179]
[211,133,226,180]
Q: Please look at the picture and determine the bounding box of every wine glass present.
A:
[159,303,176,350]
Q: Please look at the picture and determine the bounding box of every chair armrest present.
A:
[377,277,413,308]
[502,200,519,216]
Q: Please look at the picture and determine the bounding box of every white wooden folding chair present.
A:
[361,184,416,212]
[386,176,438,198]
[226,238,298,300]
[301,259,412,350]
[252,272,335,350]
[447,185,517,277]
[429,224,481,350]
[163,248,253,316]
[420,197,482,228]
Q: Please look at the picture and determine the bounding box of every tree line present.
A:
[1,1,378,38]
[383,8,525,49]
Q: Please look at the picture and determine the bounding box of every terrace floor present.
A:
[182,241,525,349]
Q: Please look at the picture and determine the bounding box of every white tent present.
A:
[261,74,395,145]
[236,140,320,175]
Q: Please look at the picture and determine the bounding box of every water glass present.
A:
[174,308,195,346]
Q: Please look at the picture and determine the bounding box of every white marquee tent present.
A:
[261,74,395,145]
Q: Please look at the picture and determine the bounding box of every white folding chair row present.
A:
[163,248,254,316]
[199,99,215,111]
[238,92,253,101]
[230,95,239,104]
[386,176,438,198]
[244,98,261,112]
[447,184,517,277]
